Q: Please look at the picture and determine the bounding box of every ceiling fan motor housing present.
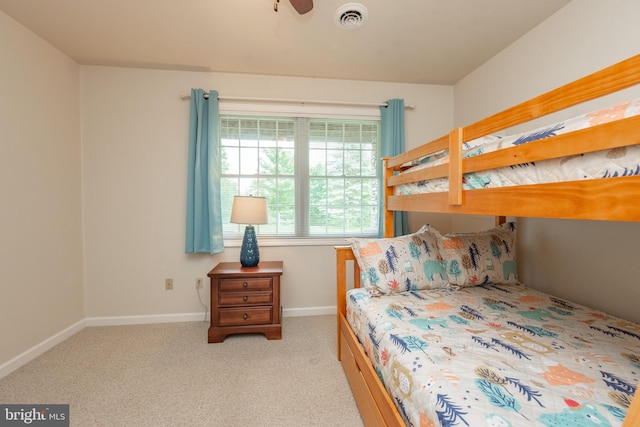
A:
[290,0,313,14]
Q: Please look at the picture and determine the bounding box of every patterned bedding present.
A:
[346,283,640,426]
[397,99,640,195]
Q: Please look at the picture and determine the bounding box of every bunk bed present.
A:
[336,54,640,427]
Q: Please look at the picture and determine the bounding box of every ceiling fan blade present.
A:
[289,0,313,14]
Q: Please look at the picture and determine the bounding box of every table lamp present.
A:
[230,195,268,267]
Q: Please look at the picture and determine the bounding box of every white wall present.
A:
[0,13,84,365]
[454,0,640,322]
[0,7,454,372]
[80,66,454,319]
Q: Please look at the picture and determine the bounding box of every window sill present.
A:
[224,237,360,248]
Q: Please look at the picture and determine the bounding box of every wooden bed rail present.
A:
[624,392,640,427]
[465,54,640,141]
[336,246,359,360]
[335,245,407,426]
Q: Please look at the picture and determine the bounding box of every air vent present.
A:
[334,3,368,30]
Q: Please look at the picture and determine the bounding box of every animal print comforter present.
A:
[346,283,640,426]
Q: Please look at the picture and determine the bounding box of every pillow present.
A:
[347,225,449,294]
[435,222,517,287]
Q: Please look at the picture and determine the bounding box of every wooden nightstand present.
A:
[207,261,283,343]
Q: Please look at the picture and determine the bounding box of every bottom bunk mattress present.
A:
[346,283,640,427]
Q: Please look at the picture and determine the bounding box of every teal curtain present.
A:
[185,89,224,254]
[379,99,409,237]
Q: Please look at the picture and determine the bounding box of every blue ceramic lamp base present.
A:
[239,225,260,267]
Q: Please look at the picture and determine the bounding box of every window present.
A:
[220,115,380,239]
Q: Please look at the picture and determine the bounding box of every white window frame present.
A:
[220,100,382,247]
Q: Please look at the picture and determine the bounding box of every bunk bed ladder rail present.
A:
[448,127,463,206]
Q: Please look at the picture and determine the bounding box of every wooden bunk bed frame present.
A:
[336,54,640,427]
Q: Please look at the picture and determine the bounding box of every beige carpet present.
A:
[0,315,364,426]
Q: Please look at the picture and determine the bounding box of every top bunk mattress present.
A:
[347,283,640,426]
[397,99,640,195]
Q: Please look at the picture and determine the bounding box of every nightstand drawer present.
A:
[208,261,283,343]
[219,291,273,306]
[219,278,272,292]
[217,307,272,326]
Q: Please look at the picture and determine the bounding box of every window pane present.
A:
[240,118,258,139]
[221,177,239,234]
[278,148,295,175]
[327,177,344,205]
[260,121,276,141]
[238,177,258,196]
[362,210,378,228]
[361,149,376,176]
[275,178,295,204]
[260,148,277,175]
[344,149,361,176]
[221,115,379,238]
[326,150,343,176]
[309,206,327,234]
[346,207,364,231]
[352,206,378,234]
[276,125,292,141]
[327,124,343,143]
[240,147,259,175]
[221,118,239,139]
[221,146,239,174]
[326,207,345,234]
[362,178,379,204]
[276,205,295,234]
[309,178,327,203]
[345,178,363,205]
[309,150,326,176]
[259,177,278,199]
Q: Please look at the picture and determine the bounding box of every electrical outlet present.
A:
[195,278,204,289]
[165,278,173,290]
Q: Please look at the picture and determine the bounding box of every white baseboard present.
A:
[0,319,86,379]
[86,306,336,326]
[1,306,336,379]
[85,312,209,326]
[283,306,336,317]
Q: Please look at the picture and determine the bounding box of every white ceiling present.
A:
[0,0,571,85]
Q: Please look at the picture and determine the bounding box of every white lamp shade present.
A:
[230,196,268,225]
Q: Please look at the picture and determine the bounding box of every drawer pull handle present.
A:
[243,314,249,320]
[243,295,248,302]
[243,282,248,288]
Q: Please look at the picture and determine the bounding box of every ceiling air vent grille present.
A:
[334,3,368,30]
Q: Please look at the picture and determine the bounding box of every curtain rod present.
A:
[179,93,414,109]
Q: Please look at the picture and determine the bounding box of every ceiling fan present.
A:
[274,0,313,14]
